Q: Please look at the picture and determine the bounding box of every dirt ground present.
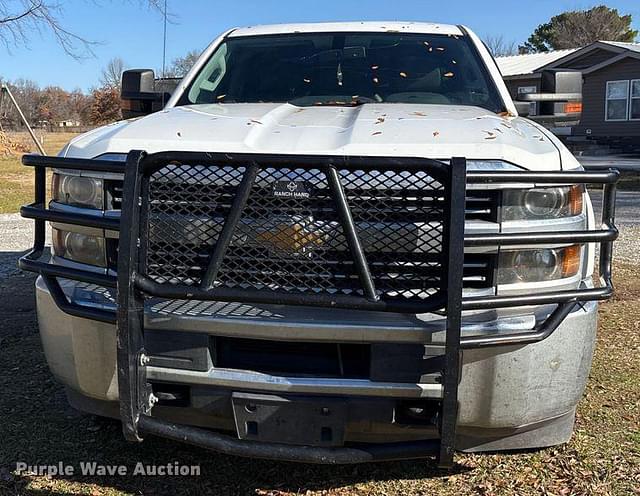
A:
[0,261,637,495]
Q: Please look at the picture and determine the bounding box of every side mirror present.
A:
[514,101,530,117]
[120,69,171,119]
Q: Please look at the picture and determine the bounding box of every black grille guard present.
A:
[18,151,619,467]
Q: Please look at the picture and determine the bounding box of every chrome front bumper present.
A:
[35,276,598,451]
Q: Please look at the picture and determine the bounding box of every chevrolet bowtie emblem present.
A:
[257,222,325,252]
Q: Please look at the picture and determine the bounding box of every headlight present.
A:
[52,228,106,267]
[502,185,583,221]
[52,173,104,209]
[497,245,581,284]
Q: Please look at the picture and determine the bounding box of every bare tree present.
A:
[0,1,165,59]
[100,57,126,90]
[483,34,519,57]
[164,49,200,78]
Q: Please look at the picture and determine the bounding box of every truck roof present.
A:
[228,21,464,38]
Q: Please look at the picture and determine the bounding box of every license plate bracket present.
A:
[232,392,347,447]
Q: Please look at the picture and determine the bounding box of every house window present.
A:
[518,86,537,116]
[631,80,640,121]
[605,80,629,121]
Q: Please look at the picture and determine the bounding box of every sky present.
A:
[1,0,639,92]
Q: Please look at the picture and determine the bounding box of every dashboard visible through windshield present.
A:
[180,32,504,112]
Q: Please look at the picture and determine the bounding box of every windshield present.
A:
[182,32,504,112]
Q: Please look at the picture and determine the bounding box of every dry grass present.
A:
[0,132,80,214]
[0,263,637,495]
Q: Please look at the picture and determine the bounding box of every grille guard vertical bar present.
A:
[325,165,377,300]
[438,157,467,468]
[116,150,150,442]
[200,163,260,289]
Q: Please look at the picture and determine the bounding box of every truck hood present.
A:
[64,103,566,170]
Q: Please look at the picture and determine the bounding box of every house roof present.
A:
[495,49,578,77]
[537,40,640,71]
[496,41,640,77]
[598,41,640,53]
[582,50,640,74]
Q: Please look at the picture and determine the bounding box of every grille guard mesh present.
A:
[144,159,452,308]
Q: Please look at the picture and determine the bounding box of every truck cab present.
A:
[19,22,619,466]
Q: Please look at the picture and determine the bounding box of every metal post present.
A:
[1,84,46,155]
[117,150,151,442]
[438,157,467,468]
[201,164,260,289]
[326,165,377,300]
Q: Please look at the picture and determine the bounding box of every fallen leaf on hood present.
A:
[483,130,497,140]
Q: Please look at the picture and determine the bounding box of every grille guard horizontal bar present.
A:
[138,415,441,464]
[18,152,619,348]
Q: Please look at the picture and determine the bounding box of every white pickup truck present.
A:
[19,21,619,467]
